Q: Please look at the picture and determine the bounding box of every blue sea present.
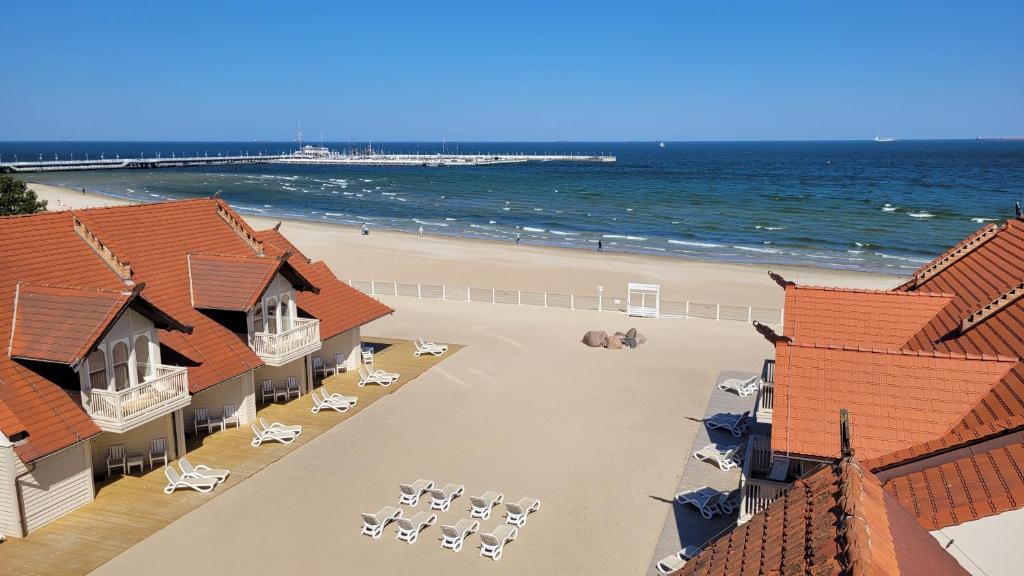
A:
[4,140,1023,274]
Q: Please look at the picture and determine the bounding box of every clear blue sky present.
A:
[1,1,1021,141]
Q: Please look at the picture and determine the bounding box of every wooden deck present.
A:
[0,338,458,576]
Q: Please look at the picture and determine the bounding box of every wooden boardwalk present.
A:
[0,338,458,576]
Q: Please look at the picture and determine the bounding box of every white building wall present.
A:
[0,441,22,537]
[79,308,161,393]
[254,355,310,396]
[317,327,362,372]
[16,442,94,534]
[89,416,173,476]
[184,372,255,436]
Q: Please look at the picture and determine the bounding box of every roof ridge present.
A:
[866,415,1024,471]
[836,459,878,574]
[960,280,1024,333]
[214,201,264,255]
[72,214,133,282]
[792,284,956,298]
[14,281,134,295]
[904,222,1001,288]
[783,340,1018,362]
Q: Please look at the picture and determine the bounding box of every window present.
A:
[252,305,264,333]
[112,342,131,391]
[87,349,107,390]
[135,334,151,382]
[267,298,278,334]
[280,294,293,331]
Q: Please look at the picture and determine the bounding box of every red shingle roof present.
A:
[772,342,1015,461]
[674,457,967,576]
[783,285,954,348]
[188,253,289,311]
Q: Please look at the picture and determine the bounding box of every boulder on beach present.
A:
[582,331,609,348]
[606,335,625,349]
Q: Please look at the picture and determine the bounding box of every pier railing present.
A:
[346,280,783,324]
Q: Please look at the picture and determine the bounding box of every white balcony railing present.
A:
[755,359,775,424]
[737,434,787,523]
[249,317,322,366]
[85,364,191,433]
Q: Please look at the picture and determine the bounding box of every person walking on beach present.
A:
[361,223,369,236]
[598,239,603,252]
[418,225,424,237]
[515,233,521,246]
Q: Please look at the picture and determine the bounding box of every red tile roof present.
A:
[1,199,389,462]
[189,253,293,311]
[772,342,1015,461]
[783,284,954,348]
[255,227,393,339]
[8,283,134,365]
[674,457,967,576]
[882,439,1024,530]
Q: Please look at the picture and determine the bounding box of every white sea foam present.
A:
[445,217,457,221]
[755,225,785,231]
[882,206,898,212]
[414,219,449,227]
[733,245,781,254]
[550,230,577,236]
[907,212,933,218]
[324,212,343,216]
[668,240,722,248]
[125,188,135,193]
[488,220,497,224]
[522,226,546,232]
[602,234,647,240]
[971,217,994,223]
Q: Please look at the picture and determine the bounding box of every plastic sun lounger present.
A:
[470,491,504,520]
[675,486,726,519]
[369,367,400,381]
[396,511,437,544]
[250,422,301,447]
[441,519,480,552]
[399,479,435,506]
[163,466,219,494]
[428,483,465,512]
[656,546,702,575]
[178,457,230,483]
[413,338,448,357]
[310,388,354,413]
[259,417,303,435]
[358,367,397,387]
[504,497,541,528]
[479,524,518,561]
[320,388,358,406]
[716,375,760,397]
[706,411,750,438]
[692,444,743,471]
[361,506,403,539]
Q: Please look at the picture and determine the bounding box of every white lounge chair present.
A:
[361,506,403,539]
[692,444,744,471]
[106,444,126,478]
[320,387,357,406]
[706,411,750,438]
[178,457,230,483]
[396,511,437,544]
[148,438,168,469]
[470,491,504,520]
[479,525,518,561]
[505,497,541,527]
[358,367,397,387]
[441,519,479,552]
[310,388,355,413]
[285,376,301,401]
[251,420,302,446]
[413,338,448,357]
[312,356,332,378]
[428,483,465,512]
[399,479,434,506]
[163,466,219,494]
[675,486,728,519]
[258,417,302,435]
[656,546,701,574]
[717,375,760,397]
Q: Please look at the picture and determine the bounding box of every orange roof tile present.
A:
[186,252,315,311]
[674,457,967,576]
[772,342,1015,461]
[783,285,954,348]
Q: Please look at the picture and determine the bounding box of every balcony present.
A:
[249,317,321,367]
[755,359,775,424]
[85,364,191,433]
[737,434,788,523]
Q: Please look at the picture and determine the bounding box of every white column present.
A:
[173,409,187,458]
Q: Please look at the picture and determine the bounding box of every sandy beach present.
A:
[27,183,898,575]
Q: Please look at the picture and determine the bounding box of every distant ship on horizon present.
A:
[658,141,666,148]
[976,136,1024,141]
[873,136,898,142]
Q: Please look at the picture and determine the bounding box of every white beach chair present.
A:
[470,491,504,520]
[441,518,479,552]
[310,388,354,413]
[320,387,358,406]
[178,457,230,483]
[193,407,223,436]
[260,379,279,404]
[285,376,301,400]
[692,443,744,471]
[479,524,518,561]
[675,486,727,519]
[106,444,126,478]
[312,356,332,378]
[399,479,435,506]
[656,546,701,575]
[358,367,397,387]
[163,466,219,494]
[334,352,347,373]
[706,411,750,438]
[504,497,541,527]
[361,506,403,539]
[148,438,168,469]
[428,483,465,512]
[395,511,437,544]
[250,419,302,446]
[413,338,448,357]
[258,417,302,435]
[362,346,374,365]
[716,375,760,397]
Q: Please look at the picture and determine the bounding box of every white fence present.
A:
[347,280,783,324]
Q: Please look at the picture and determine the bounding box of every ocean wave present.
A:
[602,234,647,240]
[733,245,781,254]
[324,212,343,217]
[907,212,933,218]
[874,252,929,263]
[414,219,449,227]
[445,217,457,221]
[755,225,785,231]
[667,240,722,248]
[522,226,546,232]
[550,230,577,236]
[971,217,994,223]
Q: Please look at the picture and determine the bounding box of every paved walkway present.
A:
[0,338,457,576]
[646,370,769,574]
